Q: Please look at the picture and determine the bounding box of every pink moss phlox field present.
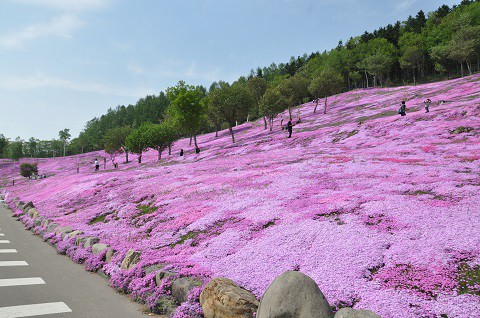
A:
[2,75,480,317]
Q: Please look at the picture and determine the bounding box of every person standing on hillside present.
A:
[398,100,407,116]
[287,118,294,138]
[94,159,99,172]
[424,98,431,113]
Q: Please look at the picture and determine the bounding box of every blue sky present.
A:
[0,0,460,140]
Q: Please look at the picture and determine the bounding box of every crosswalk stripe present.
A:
[0,233,4,236]
[0,249,17,253]
[0,261,28,267]
[0,302,72,317]
[0,278,45,287]
[0,240,10,243]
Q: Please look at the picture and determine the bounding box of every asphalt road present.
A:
[0,203,148,318]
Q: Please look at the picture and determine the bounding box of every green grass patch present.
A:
[356,110,396,123]
[457,262,480,296]
[136,204,158,216]
[450,126,474,134]
[170,230,206,248]
[405,190,433,196]
[89,213,108,225]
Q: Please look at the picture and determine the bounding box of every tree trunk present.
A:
[269,117,273,131]
[189,135,192,146]
[364,68,369,88]
[413,69,416,86]
[288,105,292,118]
[138,154,142,163]
[314,98,318,113]
[193,134,198,148]
[215,129,218,138]
[125,151,129,163]
[323,95,328,114]
[228,126,235,143]
[263,116,267,129]
[158,149,162,161]
[461,62,464,77]
[467,62,472,76]
[168,144,171,155]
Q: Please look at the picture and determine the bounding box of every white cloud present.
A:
[0,14,84,49]
[127,59,225,84]
[0,73,155,98]
[394,0,416,12]
[8,0,110,11]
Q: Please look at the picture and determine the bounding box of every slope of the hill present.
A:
[2,75,480,317]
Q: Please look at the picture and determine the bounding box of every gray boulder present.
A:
[66,230,83,239]
[84,237,99,248]
[334,308,381,318]
[33,217,44,227]
[105,249,115,263]
[92,243,109,255]
[200,277,259,318]
[28,208,39,219]
[155,269,177,286]
[23,201,34,211]
[75,237,88,246]
[172,277,203,304]
[144,264,165,275]
[256,271,334,318]
[55,226,72,235]
[46,223,59,233]
[120,249,141,269]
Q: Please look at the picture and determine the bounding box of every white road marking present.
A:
[0,249,17,253]
[0,278,45,287]
[0,302,72,317]
[0,261,28,267]
[0,240,10,243]
[0,233,4,236]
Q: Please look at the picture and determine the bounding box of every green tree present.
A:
[58,129,71,157]
[278,75,310,117]
[399,32,426,85]
[447,25,480,76]
[259,87,288,131]
[143,121,177,161]
[28,137,38,157]
[0,134,9,158]
[8,138,23,161]
[20,163,38,178]
[125,125,150,163]
[246,77,268,128]
[166,81,206,149]
[103,126,133,166]
[209,82,255,143]
[308,68,345,114]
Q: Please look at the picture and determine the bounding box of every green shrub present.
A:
[20,163,38,178]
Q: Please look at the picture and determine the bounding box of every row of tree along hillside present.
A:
[0,129,71,160]
[1,1,480,160]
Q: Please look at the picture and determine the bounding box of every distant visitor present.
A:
[398,101,407,116]
[180,149,184,156]
[94,159,99,171]
[424,98,432,113]
[287,118,294,138]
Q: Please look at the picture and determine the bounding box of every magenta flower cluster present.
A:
[1,74,480,317]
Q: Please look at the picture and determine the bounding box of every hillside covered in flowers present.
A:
[1,75,480,317]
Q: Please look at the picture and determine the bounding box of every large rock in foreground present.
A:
[256,271,334,318]
[334,308,382,318]
[200,277,259,318]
